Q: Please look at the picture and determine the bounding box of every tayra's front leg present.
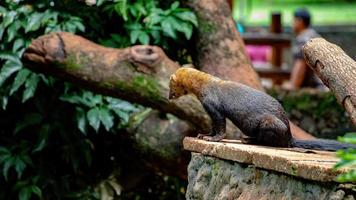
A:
[200,101,226,142]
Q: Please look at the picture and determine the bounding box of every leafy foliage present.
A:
[0,0,196,199]
[101,0,197,44]
[98,0,197,62]
[334,133,356,183]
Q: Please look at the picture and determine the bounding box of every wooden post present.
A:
[270,12,283,68]
[303,38,356,126]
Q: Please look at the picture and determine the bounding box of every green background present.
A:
[233,0,356,26]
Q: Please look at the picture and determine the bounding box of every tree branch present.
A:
[303,38,356,126]
[23,32,210,130]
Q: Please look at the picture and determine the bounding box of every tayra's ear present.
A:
[170,74,177,82]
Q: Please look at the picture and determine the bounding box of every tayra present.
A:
[169,67,355,151]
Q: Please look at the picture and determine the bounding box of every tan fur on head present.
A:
[169,73,187,100]
[168,67,218,100]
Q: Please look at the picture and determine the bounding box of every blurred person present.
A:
[284,8,325,90]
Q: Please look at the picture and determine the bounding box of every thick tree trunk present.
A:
[186,0,314,140]
[186,0,262,90]
[303,38,356,126]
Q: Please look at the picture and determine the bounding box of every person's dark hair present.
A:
[294,8,311,27]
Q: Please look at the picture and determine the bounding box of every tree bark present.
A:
[186,0,314,140]
[303,38,356,126]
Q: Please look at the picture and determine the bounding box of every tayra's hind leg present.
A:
[241,135,256,144]
[200,101,226,142]
[256,114,291,147]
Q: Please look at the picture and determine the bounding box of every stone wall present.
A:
[186,153,355,200]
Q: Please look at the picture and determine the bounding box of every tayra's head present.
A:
[169,73,188,100]
[168,67,214,100]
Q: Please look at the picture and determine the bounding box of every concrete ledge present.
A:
[183,137,349,182]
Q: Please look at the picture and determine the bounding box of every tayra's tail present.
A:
[292,139,356,151]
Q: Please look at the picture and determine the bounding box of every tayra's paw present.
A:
[197,133,212,139]
[203,134,225,142]
[241,135,255,144]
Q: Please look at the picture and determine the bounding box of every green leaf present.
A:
[114,0,128,21]
[170,1,180,11]
[138,32,150,44]
[0,60,22,87]
[129,5,138,17]
[149,28,161,43]
[0,25,4,41]
[76,107,87,134]
[60,95,83,105]
[83,91,103,106]
[61,91,103,107]
[161,18,176,39]
[97,0,105,6]
[336,169,356,182]
[133,3,147,16]
[25,12,43,33]
[106,98,138,112]
[115,110,129,125]
[10,68,31,96]
[0,6,6,13]
[19,187,31,200]
[3,157,14,181]
[178,22,193,39]
[32,139,46,154]
[147,13,163,25]
[41,10,58,25]
[0,147,10,155]
[3,11,17,28]
[32,124,50,153]
[70,19,85,32]
[30,185,42,199]
[0,52,22,64]
[125,22,143,30]
[13,38,25,52]
[14,157,26,179]
[7,21,21,42]
[338,132,356,144]
[1,95,8,110]
[22,73,40,102]
[87,107,100,132]
[98,107,114,131]
[15,113,43,134]
[21,155,33,167]
[173,11,198,27]
[130,30,141,44]
[0,154,11,165]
